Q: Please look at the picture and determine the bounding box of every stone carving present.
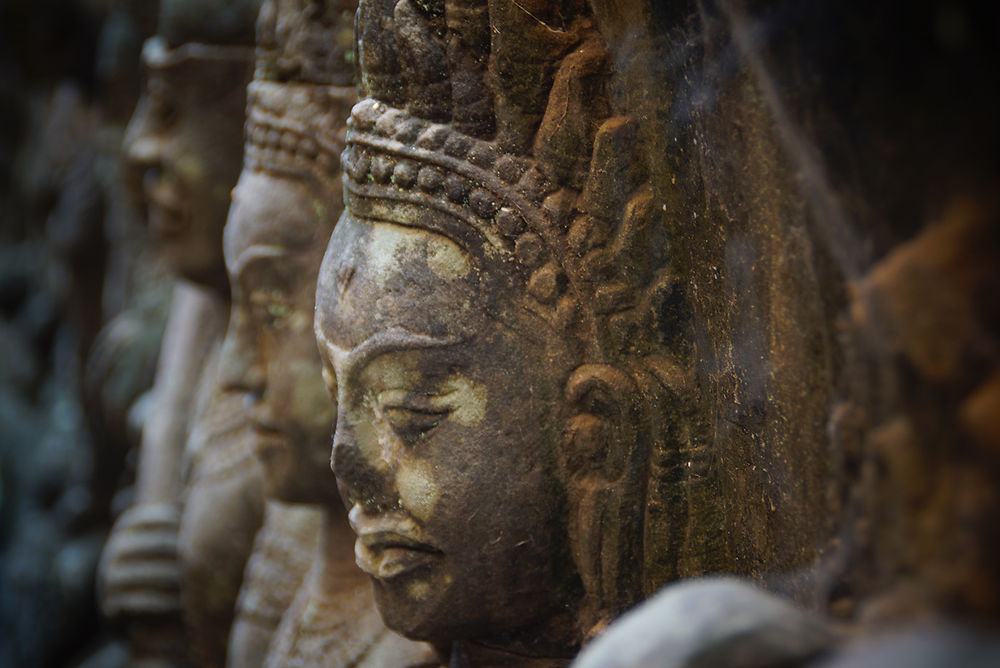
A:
[98,2,265,666]
[219,1,434,665]
[4,0,1000,666]
[100,284,236,666]
[315,1,708,663]
[0,52,162,662]
[227,501,321,668]
[573,4,1000,667]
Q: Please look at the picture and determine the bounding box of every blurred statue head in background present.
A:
[122,0,262,291]
[220,5,434,666]
[218,0,355,506]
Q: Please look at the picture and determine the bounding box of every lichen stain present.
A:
[350,403,382,470]
[407,580,432,601]
[426,235,471,281]
[364,353,421,394]
[368,223,422,287]
[176,154,206,183]
[442,373,487,426]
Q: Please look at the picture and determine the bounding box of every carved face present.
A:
[315,214,581,642]
[220,169,337,505]
[124,38,250,288]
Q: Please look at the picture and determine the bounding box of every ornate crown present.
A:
[245,81,354,177]
[342,92,670,367]
[342,1,686,366]
[343,99,569,298]
[243,0,358,178]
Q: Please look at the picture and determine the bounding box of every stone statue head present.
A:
[219,0,355,506]
[123,0,262,290]
[315,0,702,655]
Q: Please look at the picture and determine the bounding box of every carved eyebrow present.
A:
[317,326,462,385]
[227,244,288,277]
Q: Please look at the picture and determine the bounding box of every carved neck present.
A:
[448,604,581,668]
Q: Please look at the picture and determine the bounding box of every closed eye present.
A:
[383,405,450,445]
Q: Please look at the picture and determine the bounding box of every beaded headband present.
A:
[244,80,356,177]
[342,98,581,320]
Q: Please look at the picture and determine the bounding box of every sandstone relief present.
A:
[0,1,997,667]
[97,2,265,666]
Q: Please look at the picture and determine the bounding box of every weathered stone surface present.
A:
[317,0,1000,665]
[227,502,321,668]
[317,3,706,665]
[4,0,1000,666]
[816,624,1000,668]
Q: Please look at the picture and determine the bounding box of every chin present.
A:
[372,576,474,642]
[374,589,442,641]
[167,256,208,282]
[375,568,575,645]
[262,475,291,502]
[161,238,223,287]
[263,463,305,502]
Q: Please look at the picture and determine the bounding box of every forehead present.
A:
[141,37,251,92]
[224,170,326,262]
[316,215,484,349]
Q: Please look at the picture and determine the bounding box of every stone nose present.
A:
[122,95,170,208]
[123,95,167,173]
[331,425,399,514]
[217,311,266,397]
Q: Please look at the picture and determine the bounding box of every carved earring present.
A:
[561,363,647,642]
[562,364,638,481]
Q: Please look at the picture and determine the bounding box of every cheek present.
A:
[396,458,439,522]
[286,357,335,433]
[441,373,487,426]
